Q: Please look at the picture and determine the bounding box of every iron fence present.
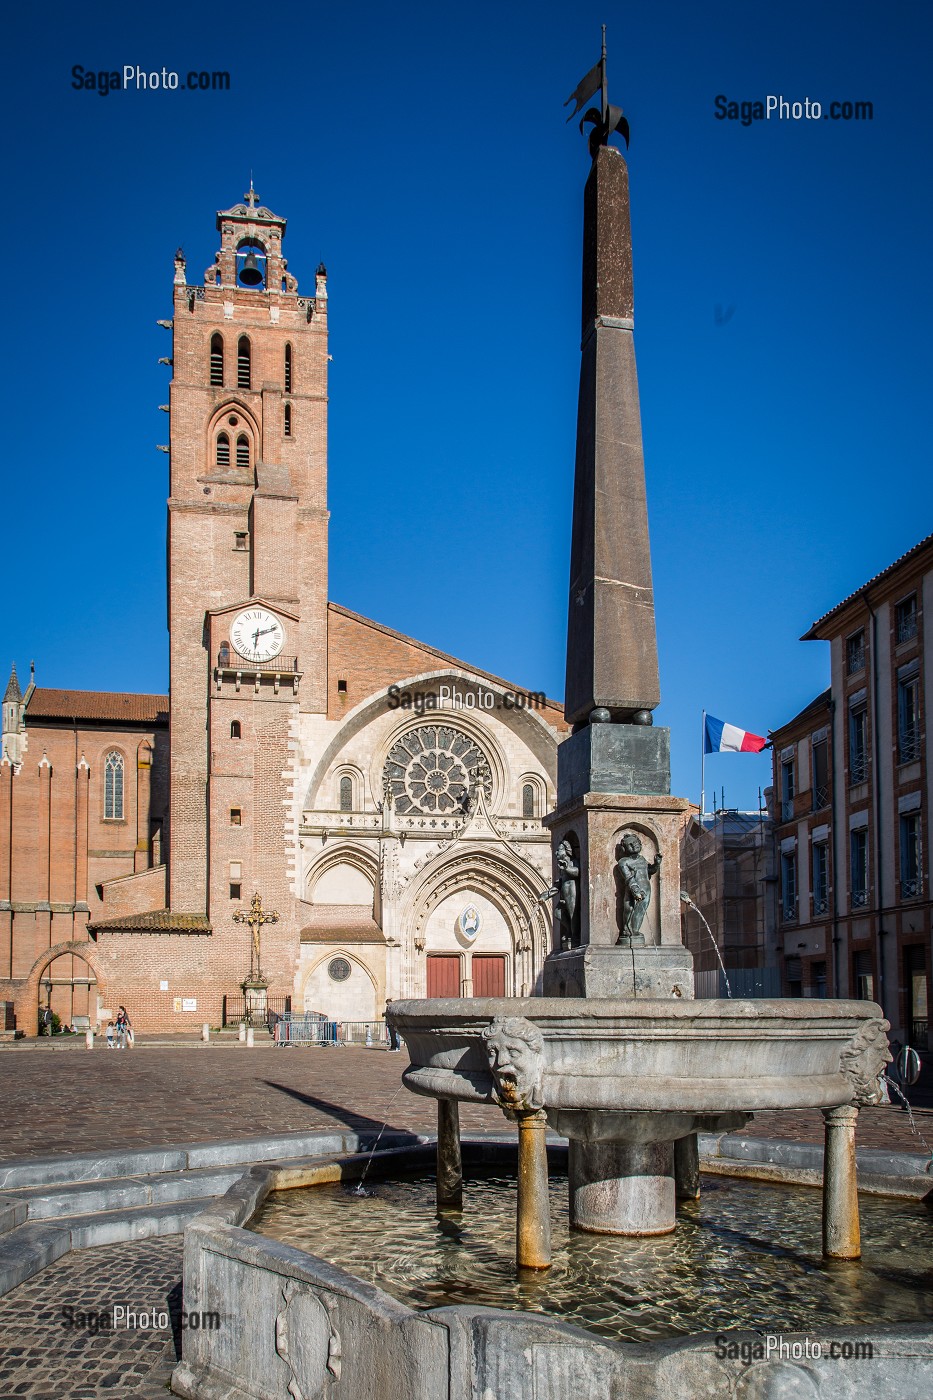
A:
[272,1013,389,1048]
[222,994,292,1028]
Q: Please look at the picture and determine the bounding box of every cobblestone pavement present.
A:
[0,1040,930,1161]
[0,1236,182,1399]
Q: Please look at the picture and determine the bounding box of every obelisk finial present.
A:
[564,29,630,155]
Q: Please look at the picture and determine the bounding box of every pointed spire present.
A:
[4,664,22,705]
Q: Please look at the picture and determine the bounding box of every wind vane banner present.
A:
[564,59,603,122]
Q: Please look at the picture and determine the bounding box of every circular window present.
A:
[382,725,491,814]
[328,957,351,982]
[228,415,239,426]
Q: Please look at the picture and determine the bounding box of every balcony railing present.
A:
[812,895,829,916]
[910,1019,928,1050]
[897,613,918,645]
[850,888,869,909]
[900,875,922,899]
[781,799,794,821]
[812,783,830,810]
[217,653,298,672]
[846,644,865,674]
[898,726,921,764]
[781,902,798,924]
[849,756,867,785]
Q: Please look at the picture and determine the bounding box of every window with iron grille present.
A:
[284,402,292,437]
[896,593,918,645]
[897,673,921,763]
[780,758,795,821]
[216,432,230,467]
[237,336,251,389]
[850,827,868,907]
[900,812,921,897]
[284,343,292,393]
[781,850,797,922]
[848,704,867,784]
[104,751,124,821]
[853,949,874,1001]
[812,841,829,915]
[230,721,241,739]
[812,738,829,809]
[236,435,250,470]
[846,629,865,675]
[210,333,224,386]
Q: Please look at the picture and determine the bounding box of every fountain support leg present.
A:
[822,1105,861,1260]
[674,1134,700,1201]
[516,1110,551,1269]
[436,1098,462,1213]
[569,1139,675,1235]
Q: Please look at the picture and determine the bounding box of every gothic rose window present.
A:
[382,725,491,814]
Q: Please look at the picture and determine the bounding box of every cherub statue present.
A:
[539,838,580,950]
[616,833,661,945]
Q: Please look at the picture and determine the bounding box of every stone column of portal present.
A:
[436,1099,462,1213]
[569,1138,675,1236]
[516,1110,551,1269]
[822,1105,861,1259]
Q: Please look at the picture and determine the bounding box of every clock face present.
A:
[230,608,285,664]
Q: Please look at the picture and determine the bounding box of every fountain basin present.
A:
[391,997,890,1115]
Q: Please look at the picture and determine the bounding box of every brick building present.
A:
[0,189,566,1033]
[771,535,931,1057]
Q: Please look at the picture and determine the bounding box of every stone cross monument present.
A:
[543,74,694,1001]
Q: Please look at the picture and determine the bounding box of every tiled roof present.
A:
[89,910,211,934]
[802,534,933,639]
[26,689,169,724]
[299,904,384,943]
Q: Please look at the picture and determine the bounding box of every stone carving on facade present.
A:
[383,726,490,815]
[282,258,298,292]
[482,1015,545,1115]
[839,1016,892,1105]
[274,1281,341,1400]
[204,253,221,286]
[540,838,580,950]
[615,832,661,946]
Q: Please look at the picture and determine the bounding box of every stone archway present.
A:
[24,941,102,1034]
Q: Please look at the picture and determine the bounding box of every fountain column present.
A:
[516,1110,551,1269]
[436,1099,463,1213]
[674,1134,701,1201]
[822,1104,861,1259]
[570,1139,675,1235]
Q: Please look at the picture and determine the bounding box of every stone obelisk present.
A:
[543,126,693,1000]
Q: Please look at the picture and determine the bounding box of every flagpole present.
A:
[700,709,706,818]
[600,24,607,126]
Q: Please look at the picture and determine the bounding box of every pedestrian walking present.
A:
[115,1005,132,1049]
[385,998,401,1052]
[106,1021,115,1049]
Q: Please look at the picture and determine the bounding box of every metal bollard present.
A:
[246,1026,254,1048]
[238,1023,246,1042]
[85,1029,94,1050]
[201,1023,210,1043]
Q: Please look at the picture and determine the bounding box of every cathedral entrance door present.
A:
[472,954,506,997]
[426,955,460,998]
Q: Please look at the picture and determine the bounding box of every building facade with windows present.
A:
[0,191,565,1033]
[771,535,931,1055]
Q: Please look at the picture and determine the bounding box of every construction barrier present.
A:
[272,1014,389,1048]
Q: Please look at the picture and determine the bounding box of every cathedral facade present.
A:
[0,191,565,1033]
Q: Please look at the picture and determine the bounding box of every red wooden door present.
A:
[472,955,506,997]
[426,955,461,997]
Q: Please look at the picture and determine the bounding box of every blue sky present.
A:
[4,1,931,811]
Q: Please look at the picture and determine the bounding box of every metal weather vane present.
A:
[233,891,279,981]
[564,25,630,156]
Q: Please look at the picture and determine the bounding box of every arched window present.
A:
[104,751,124,821]
[236,435,250,470]
[284,403,292,437]
[284,344,292,393]
[237,336,251,389]
[216,432,230,467]
[339,775,353,812]
[522,783,536,819]
[209,333,224,386]
[230,720,241,739]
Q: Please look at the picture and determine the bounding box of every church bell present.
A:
[239,249,263,286]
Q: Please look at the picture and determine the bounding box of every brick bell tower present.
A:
[166,184,329,963]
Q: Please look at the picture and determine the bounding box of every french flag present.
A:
[704,714,768,755]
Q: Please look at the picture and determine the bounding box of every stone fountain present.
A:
[387,74,892,1268]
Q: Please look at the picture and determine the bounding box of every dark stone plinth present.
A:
[542,944,694,1000]
[565,145,660,726]
[557,725,670,804]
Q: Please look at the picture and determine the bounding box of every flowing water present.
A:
[253,1172,932,1344]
